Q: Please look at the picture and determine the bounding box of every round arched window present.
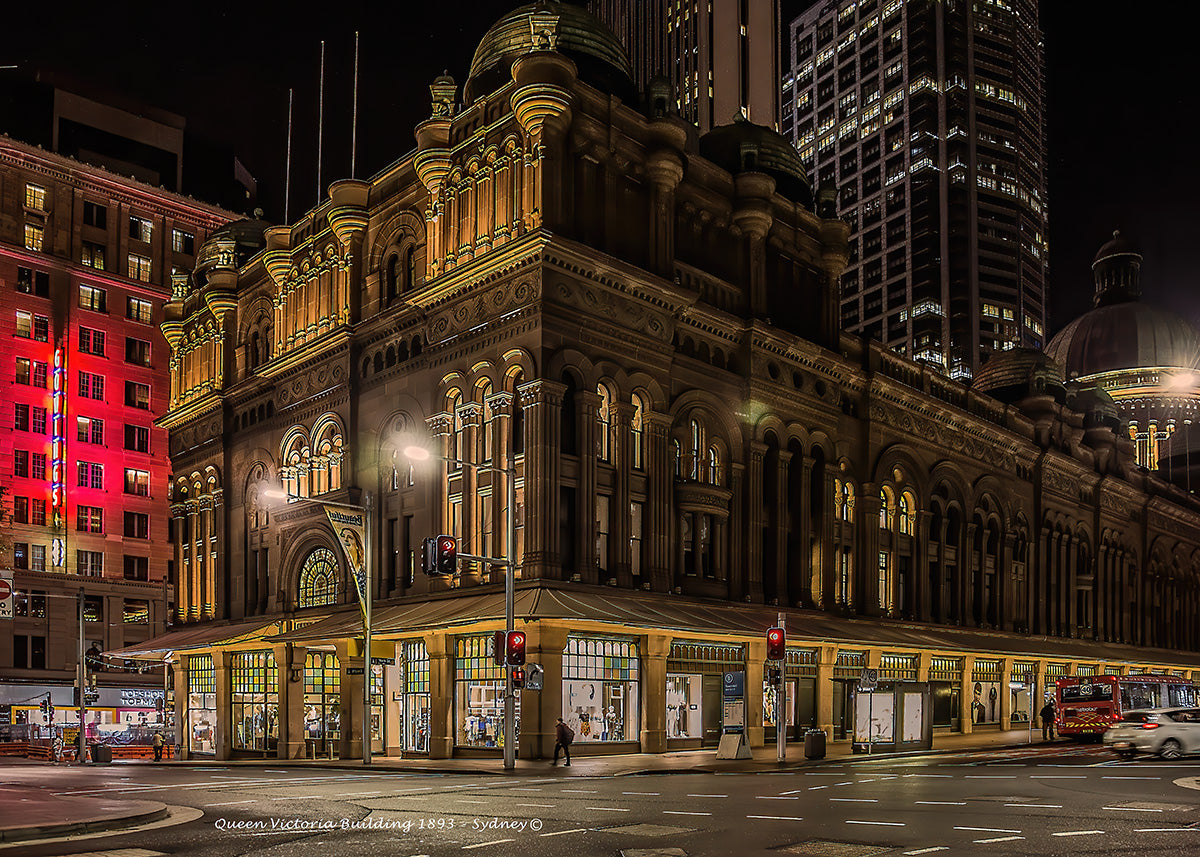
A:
[298,547,338,608]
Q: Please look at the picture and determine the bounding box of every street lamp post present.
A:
[406,445,517,770]
[266,489,374,766]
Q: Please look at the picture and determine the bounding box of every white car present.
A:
[1102,708,1200,760]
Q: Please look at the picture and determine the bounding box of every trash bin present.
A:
[804,728,826,760]
[90,743,112,764]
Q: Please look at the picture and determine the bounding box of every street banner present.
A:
[325,505,368,622]
[0,570,13,620]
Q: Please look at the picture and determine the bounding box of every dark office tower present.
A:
[590,0,780,132]
[784,0,1048,379]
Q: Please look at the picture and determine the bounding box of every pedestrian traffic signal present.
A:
[421,537,437,576]
[492,630,507,666]
[505,630,526,665]
[436,535,457,575]
[766,626,786,661]
[511,667,525,689]
[768,667,782,687]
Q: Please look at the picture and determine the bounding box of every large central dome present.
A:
[464,2,635,105]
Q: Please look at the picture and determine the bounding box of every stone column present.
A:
[640,633,671,753]
[1001,533,1016,631]
[612,402,636,588]
[821,470,837,610]
[772,450,791,606]
[276,644,307,759]
[517,379,565,580]
[816,645,837,738]
[746,637,767,748]
[999,657,1014,730]
[519,623,568,760]
[746,442,767,602]
[960,656,976,735]
[915,510,933,622]
[427,633,454,759]
[457,402,482,586]
[575,390,601,584]
[858,488,882,616]
[486,391,513,586]
[963,522,978,627]
[337,640,364,760]
[796,456,813,605]
[171,504,187,623]
[172,661,188,758]
[646,413,672,592]
[213,650,232,760]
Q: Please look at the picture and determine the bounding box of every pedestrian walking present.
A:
[51,730,64,764]
[152,731,164,762]
[1040,700,1056,741]
[552,716,573,766]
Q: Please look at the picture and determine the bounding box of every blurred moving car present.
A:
[1102,707,1200,760]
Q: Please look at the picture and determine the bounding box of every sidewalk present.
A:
[0,728,1053,843]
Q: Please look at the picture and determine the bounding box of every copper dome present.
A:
[698,117,814,207]
[1045,302,1200,378]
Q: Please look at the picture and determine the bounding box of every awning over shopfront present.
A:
[264,582,1200,671]
[106,619,285,659]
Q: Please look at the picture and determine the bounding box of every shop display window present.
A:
[666,674,703,738]
[561,637,638,742]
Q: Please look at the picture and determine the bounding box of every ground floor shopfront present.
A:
[113,591,1200,762]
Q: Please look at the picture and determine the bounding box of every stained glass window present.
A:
[299,547,338,608]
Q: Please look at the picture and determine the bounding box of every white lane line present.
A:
[271,795,324,800]
[664,810,712,816]
[834,781,855,786]
[1007,803,1061,809]
[804,772,842,776]
[510,788,543,792]
[687,794,728,798]
[747,815,804,821]
[540,828,587,837]
[1032,775,1086,779]
[965,775,1016,779]
[847,820,905,827]
[975,836,1025,844]
[525,778,557,784]
[586,807,630,812]
[457,799,488,804]
[831,798,878,803]
[1105,807,1163,812]
[516,803,556,808]
[344,791,382,797]
[808,786,829,791]
[560,789,598,793]
[1103,776,1161,780]
[622,791,660,795]
[903,848,949,855]
[204,800,257,806]
[916,801,965,806]
[462,840,515,850]
[1135,828,1200,833]
[756,796,800,800]
[904,774,953,778]
[1051,830,1106,837]
[955,827,1022,834]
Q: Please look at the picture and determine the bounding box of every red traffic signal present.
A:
[435,535,457,575]
[493,630,507,666]
[505,630,526,665]
[766,626,786,661]
[511,667,526,689]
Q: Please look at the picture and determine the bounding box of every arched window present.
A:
[707,445,721,486]
[386,254,399,302]
[597,383,613,462]
[478,380,494,463]
[446,389,463,469]
[250,332,261,370]
[630,392,647,470]
[404,245,416,292]
[508,369,525,455]
[672,438,682,477]
[879,486,894,530]
[899,491,914,535]
[298,547,338,608]
[835,479,855,522]
[689,419,701,480]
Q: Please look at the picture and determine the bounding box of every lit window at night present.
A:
[79,284,107,313]
[172,228,195,254]
[127,297,153,323]
[24,223,44,251]
[125,381,151,409]
[298,547,339,608]
[81,241,106,270]
[127,253,152,282]
[76,505,103,533]
[128,216,152,242]
[79,327,106,355]
[24,183,46,210]
[123,468,150,496]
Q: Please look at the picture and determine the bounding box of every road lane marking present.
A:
[271,795,324,800]
[831,798,878,803]
[1032,775,1086,779]
[756,796,800,800]
[560,789,597,793]
[204,800,257,806]
[1134,828,1200,832]
[540,829,587,837]
[664,811,712,816]
[847,820,905,827]
[344,791,382,797]
[1104,807,1163,812]
[622,791,660,795]
[686,794,728,798]
[747,815,803,821]
[462,840,515,849]
[456,800,488,804]
[808,786,828,791]
[916,801,965,806]
[834,782,855,786]
[1103,776,1161,780]
[975,836,1025,844]
[1052,830,1105,837]
[510,788,543,791]
[965,775,1016,779]
[903,848,949,855]
[586,807,630,812]
[516,803,555,808]
[904,774,952,778]
[954,827,1022,834]
[1007,804,1061,808]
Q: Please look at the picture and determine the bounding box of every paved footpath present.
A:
[0,728,1056,842]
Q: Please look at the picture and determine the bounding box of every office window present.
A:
[124,424,149,452]
[83,201,107,228]
[127,297,153,323]
[129,216,152,242]
[125,337,151,366]
[13,543,28,570]
[14,312,45,340]
[124,597,150,621]
[79,284,107,313]
[172,228,195,254]
[30,545,46,572]
[79,327,106,356]
[16,359,48,387]
[16,267,49,297]
[15,403,29,431]
[24,223,44,251]
[81,241,106,270]
[78,550,104,577]
[78,461,104,489]
[31,406,46,434]
[25,183,47,210]
[13,497,29,523]
[77,505,103,533]
[30,452,46,480]
[125,381,150,409]
[127,254,151,282]
[82,595,104,622]
[79,371,105,400]
[77,416,104,444]
[124,557,149,581]
[124,512,150,539]
[124,468,150,496]
[14,450,29,478]
[30,498,46,526]
[16,359,30,385]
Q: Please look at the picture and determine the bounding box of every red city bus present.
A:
[1055,675,1197,739]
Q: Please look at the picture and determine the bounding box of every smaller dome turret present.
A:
[698,116,813,208]
[1091,229,1142,306]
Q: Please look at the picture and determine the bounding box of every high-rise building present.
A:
[590,0,780,132]
[0,134,235,738]
[784,0,1049,379]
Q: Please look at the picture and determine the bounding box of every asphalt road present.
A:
[4,744,1200,857]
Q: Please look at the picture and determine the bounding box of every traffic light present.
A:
[768,667,782,687]
[766,626,786,661]
[492,630,507,666]
[511,667,526,689]
[505,630,526,666]
[435,535,457,575]
[421,537,437,575]
[40,697,49,719]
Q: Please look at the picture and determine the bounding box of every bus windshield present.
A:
[1060,683,1113,703]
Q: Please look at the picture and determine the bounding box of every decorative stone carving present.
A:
[427,275,541,340]
[554,280,670,342]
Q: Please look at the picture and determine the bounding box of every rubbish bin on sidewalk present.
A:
[804,728,826,760]
[90,743,112,764]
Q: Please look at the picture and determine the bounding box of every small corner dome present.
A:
[194,213,271,280]
[1093,229,1139,265]
[699,117,813,207]
[464,2,635,105]
[972,347,1065,402]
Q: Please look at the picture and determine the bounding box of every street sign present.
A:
[346,667,365,675]
[370,657,395,665]
[722,671,745,734]
[0,572,13,620]
[859,668,878,690]
[526,663,544,691]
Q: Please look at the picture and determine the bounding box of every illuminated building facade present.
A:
[589,0,780,132]
[122,3,1200,763]
[0,134,234,733]
[784,0,1049,380]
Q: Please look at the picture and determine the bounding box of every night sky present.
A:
[6,1,1198,337]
